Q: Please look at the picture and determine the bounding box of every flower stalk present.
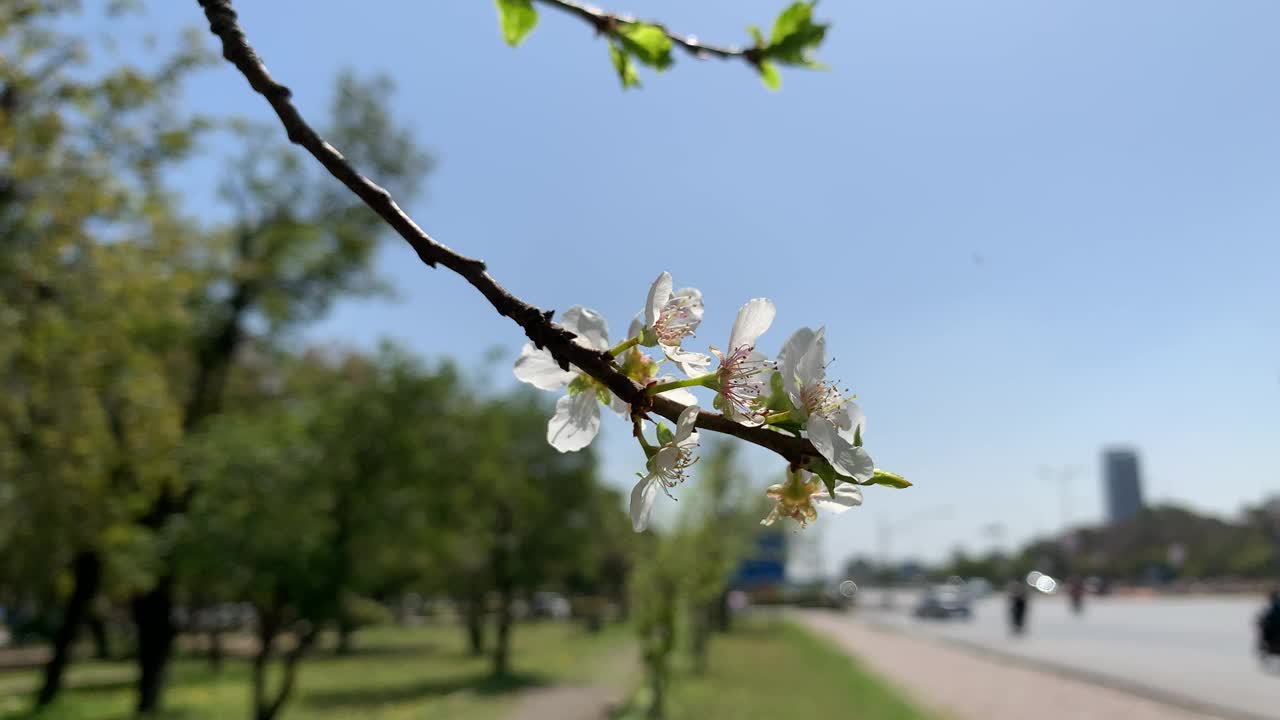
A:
[645,374,716,396]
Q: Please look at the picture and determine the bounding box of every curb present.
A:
[858,615,1275,720]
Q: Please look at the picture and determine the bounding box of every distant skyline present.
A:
[98,1,1280,571]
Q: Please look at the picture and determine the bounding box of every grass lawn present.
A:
[0,621,630,720]
[620,615,934,720]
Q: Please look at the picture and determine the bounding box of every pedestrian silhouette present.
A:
[1008,581,1029,636]
[1259,590,1280,670]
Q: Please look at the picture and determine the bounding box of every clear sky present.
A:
[103,1,1280,571]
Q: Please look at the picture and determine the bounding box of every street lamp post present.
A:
[878,505,952,610]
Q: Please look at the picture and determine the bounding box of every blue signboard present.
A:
[732,529,786,589]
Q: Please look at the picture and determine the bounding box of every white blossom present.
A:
[643,272,711,376]
[710,298,776,425]
[629,405,701,532]
[777,327,874,482]
[513,306,617,453]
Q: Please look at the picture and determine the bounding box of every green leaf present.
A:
[495,0,538,47]
[747,25,765,48]
[864,469,912,489]
[811,460,839,498]
[617,23,673,70]
[655,423,675,446]
[853,424,863,448]
[765,1,828,66]
[770,1,813,44]
[609,42,641,89]
[759,60,781,91]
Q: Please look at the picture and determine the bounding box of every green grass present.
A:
[0,621,630,720]
[622,616,933,720]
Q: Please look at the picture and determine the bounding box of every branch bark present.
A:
[535,0,761,63]
[195,0,820,467]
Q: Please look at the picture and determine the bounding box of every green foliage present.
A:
[764,2,827,67]
[496,0,538,47]
[626,620,934,720]
[0,0,207,606]
[758,61,781,91]
[617,23,673,70]
[749,2,829,89]
[628,443,765,716]
[0,623,631,720]
[865,469,912,489]
[609,40,641,89]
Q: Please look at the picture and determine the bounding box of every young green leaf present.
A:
[864,469,912,489]
[495,0,538,47]
[810,460,840,498]
[759,60,781,91]
[655,422,675,446]
[765,1,828,67]
[617,23,673,70]
[609,42,641,89]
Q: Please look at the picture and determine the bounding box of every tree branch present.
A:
[535,0,760,64]
[194,0,819,466]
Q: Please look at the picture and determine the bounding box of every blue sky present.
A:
[105,1,1279,570]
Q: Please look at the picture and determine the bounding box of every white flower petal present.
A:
[513,342,574,391]
[760,508,780,526]
[627,312,645,341]
[547,391,601,452]
[728,298,776,352]
[630,475,661,532]
[645,272,673,328]
[561,306,610,352]
[778,327,817,404]
[659,386,697,407]
[795,327,827,387]
[672,287,705,325]
[609,392,630,416]
[664,345,712,377]
[808,416,875,482]
[674,405,700,442]
[831,400,867,441]
[813,483,864,515]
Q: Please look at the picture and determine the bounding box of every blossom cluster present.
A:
[514,272,880,532]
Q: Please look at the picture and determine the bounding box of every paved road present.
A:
[857,593,1278,720]
[799,610,1221,720]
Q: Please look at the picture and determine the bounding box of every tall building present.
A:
[1103,447,1144,524]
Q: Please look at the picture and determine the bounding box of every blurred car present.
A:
[914,585,973,620]
[529,592,571,620]
[965,578,993,599]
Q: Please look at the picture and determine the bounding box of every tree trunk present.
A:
[715,590,732,633]
[36,550,102,707]
[690,604,710,675]
[251,611,277,720]
[131,575,176,715]
[87,608,110,660]
[208,625,224,672]
[464,592,486,656]
[252,615,317,720]
[491,505,514,678]
[336,617,354,655]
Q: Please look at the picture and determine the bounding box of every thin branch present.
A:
[535,0,760,63]
[194,0,817,466]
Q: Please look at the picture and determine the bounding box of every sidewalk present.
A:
[502,643,637,720]
[795,610,1223,720]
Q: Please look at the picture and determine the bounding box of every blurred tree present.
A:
[678,442,757,672]
[177,403,336,720]
[458,391,608,677]
[628,442,762,718]
[296,345,462,655]
[0,1,207,705]
[127,64,432,716]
